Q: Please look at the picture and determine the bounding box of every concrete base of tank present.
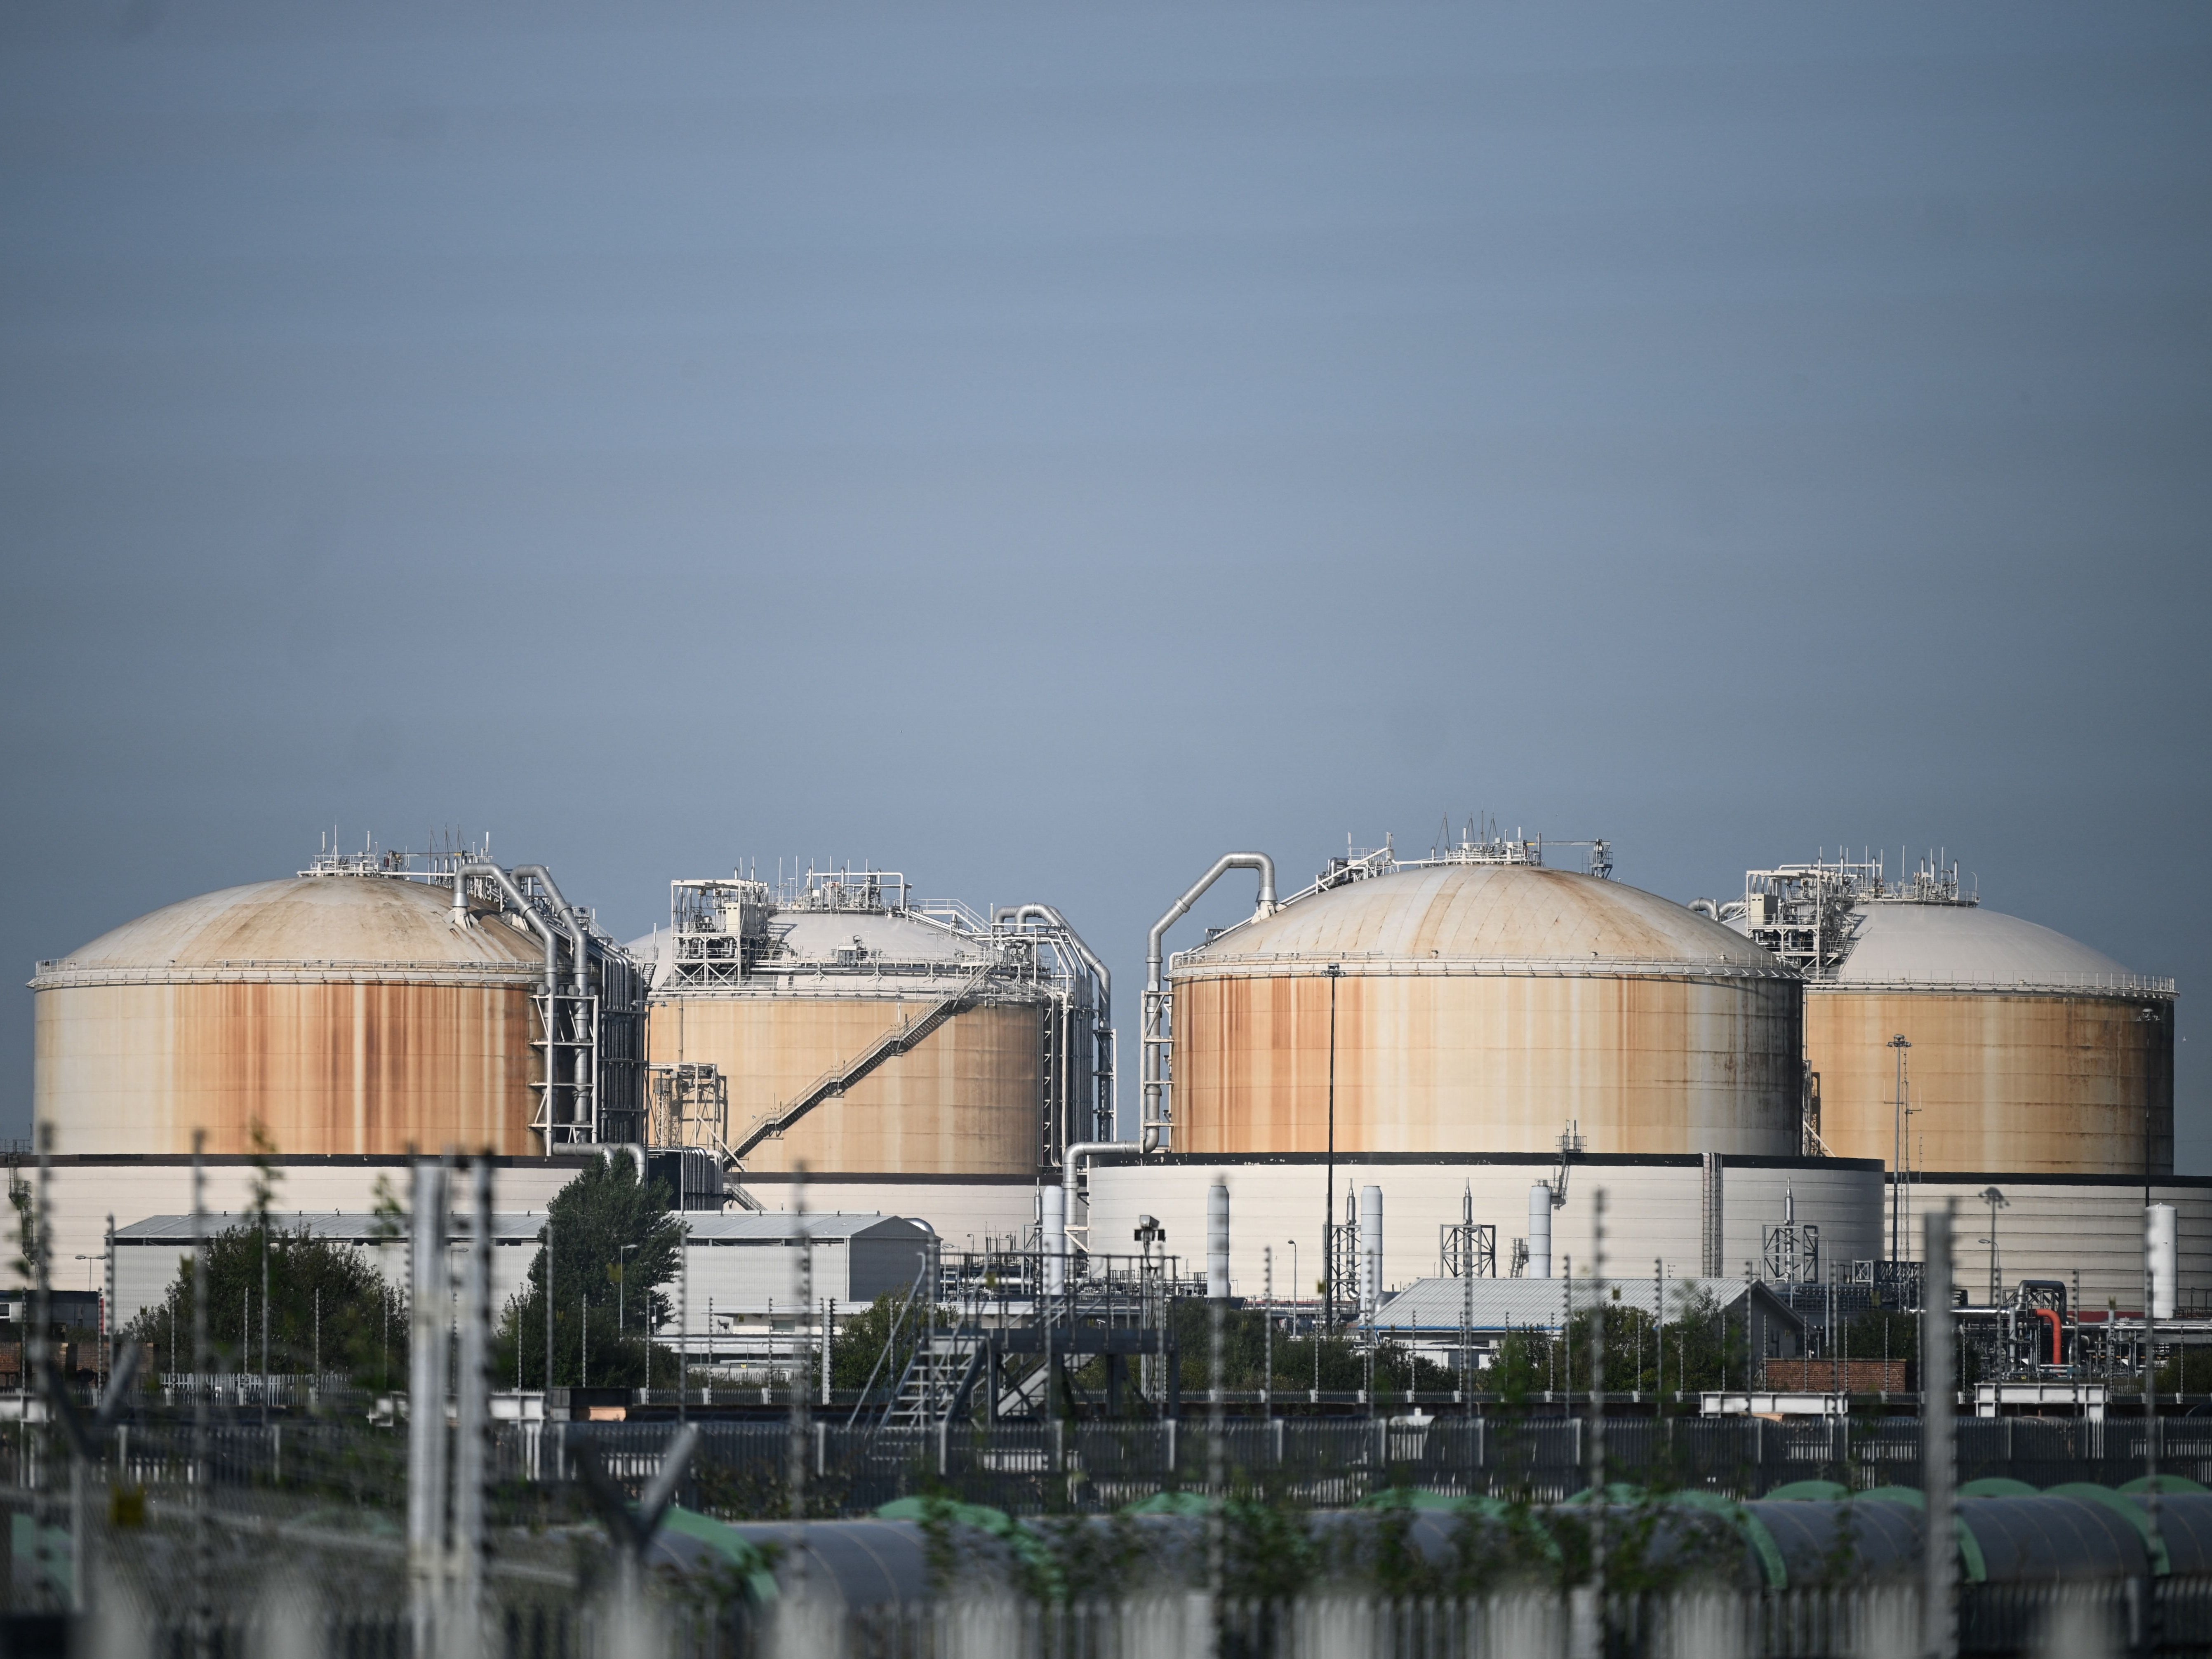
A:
[14,1155,600,1293]
[732,1171,1042,1251]
[1893,1172,2212,1310]
[1082,1152,1884,1303]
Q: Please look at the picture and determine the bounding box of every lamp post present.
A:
[1322,963,1341,1330]
[1887,1035,1912,1269]
[1976,1187,2008,1307]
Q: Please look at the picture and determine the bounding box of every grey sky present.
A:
[5,5,2208,1159]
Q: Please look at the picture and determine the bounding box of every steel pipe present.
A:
[459,862,560,993]
[994,903,1115,1152]
[515,864,591,996]
[1143,853,1276,1152]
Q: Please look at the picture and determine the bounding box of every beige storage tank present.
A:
[1805,902,2174,1176]
[1165,846,1803,1158]
[32,869,544,1157]
[636,870,1108,1182]
[1730,857,2176,1178]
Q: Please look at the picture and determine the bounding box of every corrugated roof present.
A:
[1372,1275,1789,1333]
[1828,902,2160,995]
[1177,865,1788,982]
[113,1210,911,1245]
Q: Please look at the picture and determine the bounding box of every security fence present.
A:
[1,1413,2205,1520]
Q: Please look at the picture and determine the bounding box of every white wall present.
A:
[1085,1159,1881,1300]
[1898,1179,2212,1310]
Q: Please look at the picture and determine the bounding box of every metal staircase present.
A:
[880,1328,986,1430]
[729,964,994,1162]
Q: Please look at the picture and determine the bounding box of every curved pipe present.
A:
[458,862,559,993]
[1688,898,1720,921]
[993,904,1109,1011]
[2033,1306,2063,1367]
[1143,853,1276,1152]
[1058,1139,1130,1257]
[515,864,591,996]
[996,902,1115,1158]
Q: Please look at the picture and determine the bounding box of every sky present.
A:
[3,5,2208,1161]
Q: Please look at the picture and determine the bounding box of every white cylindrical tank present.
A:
[1527,1184,1554,1279]
[1207,1181,1231,1298]
[2149,1203,2178,1319]
[1359,1184,1384,1315]
[635,875,1060,1179]
[32,872,544,1157]
[1169,862,1802,1158]
[1041,1184,1067,1296]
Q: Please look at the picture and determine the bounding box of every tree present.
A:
[122,1225,405,1387]
[831,1290,934,1393]
[495,1151,684,1389]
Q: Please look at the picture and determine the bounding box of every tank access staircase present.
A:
[727,962,995,1163]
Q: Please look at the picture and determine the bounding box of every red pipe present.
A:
[2033,1307,2063,1366]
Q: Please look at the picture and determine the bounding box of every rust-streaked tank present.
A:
[635,871,1106,1180]
[1803,901,2174,1176]
[32,872,544,1156]
[1167,856,1803,1157]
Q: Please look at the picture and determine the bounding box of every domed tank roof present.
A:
[1829,902,2163,995]
[32,875,543,988]
[1174,863,1791,982]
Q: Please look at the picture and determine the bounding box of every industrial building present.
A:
[1722,853,2174,1177]
[26,844,642,1280]
[33,842,648,1157]
[1060,827,1882,1327]
[20,822,2200,1384]
[1158,829,1803,1161]
[631,866,1109,1243]
[1717,851,2192,1309]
